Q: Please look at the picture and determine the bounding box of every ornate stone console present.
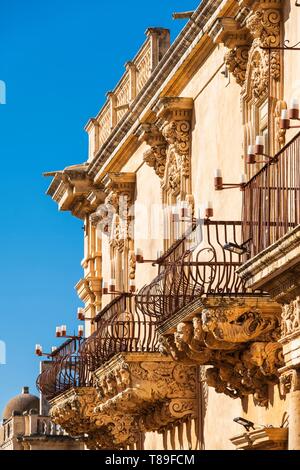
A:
[49,353,197,450]
[138,96,194,205]
[159,296,283,407]
[45,164,106,220]
[237,225,300,449]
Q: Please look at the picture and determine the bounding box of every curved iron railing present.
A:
[136,220,251,323]
[243,131,300,258]
[80,294,158,371]
[36,338,89,401]
[37,296,159,400]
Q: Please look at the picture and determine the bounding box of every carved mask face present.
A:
[175,322,193,349]
[193,317,204,342]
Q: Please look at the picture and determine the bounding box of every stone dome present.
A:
[2,387,39,421]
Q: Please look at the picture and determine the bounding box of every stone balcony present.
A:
[48,353,197,450]
[136,220,284,406]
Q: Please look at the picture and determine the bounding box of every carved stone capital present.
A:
[154,97,193,157]
[281,298,300,341]
[103,172,136,210]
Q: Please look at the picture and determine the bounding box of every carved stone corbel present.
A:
[90,353,197,446]
[162,302,283,406]
[224,46,250,86]
[50,388,98,437]
[153,97,194,198]
[139,123,167,179]
[212,17,251,87]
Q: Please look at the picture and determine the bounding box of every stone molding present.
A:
[88,0,224,180]
[231,427,288,450]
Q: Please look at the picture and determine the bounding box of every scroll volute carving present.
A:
[214,18,251,87]
[139,123,167,179]
[163,304,283,407]
[99,172,136,244]
[91,355,197,445]
[243,1,282,99]
[154,97,194,197]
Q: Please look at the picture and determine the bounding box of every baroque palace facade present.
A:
[36,0,300,450]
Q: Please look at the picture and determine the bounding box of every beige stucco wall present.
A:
[283,0,300,126]
[182,44,244,222]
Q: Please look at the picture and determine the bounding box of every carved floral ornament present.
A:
[220,1,282,95]
[139,97,193,198]
[49,354,197,449]
[160,305,283,407]
[90,173,136,243]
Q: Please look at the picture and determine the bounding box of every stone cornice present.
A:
[45,164,106,219]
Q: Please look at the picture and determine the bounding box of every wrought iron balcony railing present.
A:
[243,131,300,258]
[80,294,158,371]
[136,220,254,324]
[37,296,159,401]
[36,338,88,401]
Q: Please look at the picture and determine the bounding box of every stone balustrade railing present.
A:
[86,28,170,161]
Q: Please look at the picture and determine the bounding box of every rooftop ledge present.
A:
[236,225,300,304]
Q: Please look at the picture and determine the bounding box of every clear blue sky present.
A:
[0,0,199,414]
